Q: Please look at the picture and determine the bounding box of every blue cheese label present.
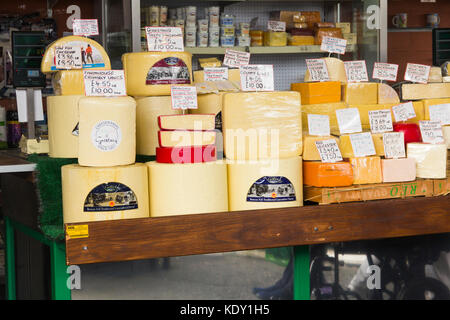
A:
[91,120,122,151]
[247,176,296,202]
[84,182,138,212]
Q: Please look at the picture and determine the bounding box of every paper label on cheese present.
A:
[223,49,250,68]
[54,45,82,69]
[336,108,362,134]
[203,67,229,81]
[84,70,127,96]
[349,132,376,157]
[320,36,347,55]
[72,19,99,36]
[240,65,274,92]
[247,176,296,202]
[91,120,122,151]
[308,114,330,136]
[428,104,450,125]
[344,60,369,82]
[404,63,431,84]
[83,182,138,212]
[419,120,445,144]
[145,27,184,52]
[267,20,286,32]
[369,109,393,133]
[392,102,416,122]
[315,139,343,163]
[171,86,198,110]
[146,57,191,85]
[383,132,405,159]
[305,59,330,82]
[373,62,399,82]
[50,40,106,71]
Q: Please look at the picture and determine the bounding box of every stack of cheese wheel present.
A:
[222,91,303,211]
[147,114,228,217]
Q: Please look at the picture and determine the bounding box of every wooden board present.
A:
[65,195,450,265]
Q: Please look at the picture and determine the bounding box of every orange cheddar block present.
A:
[291,81,341,105]
[349,156,382,185]
[303,161,353,187]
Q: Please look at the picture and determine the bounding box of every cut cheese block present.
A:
[349,156,382,184]
[194,69,241,83]
[156,145,217,163]
[422,98,450,120]
[339,133,384,158]
[428,66,443,83]
[407,143,447,179]
[41,35,111,73]
[78,96,136,167]
[61,163,149,224]
[342,83,378,105]
[402,83,450,100]
[147,161,228,217]
[227,157,303,211]
[302,135,339,161]
[135,96,182,156]
[381,158,416,183]
[52,70,85,95]
[393,123,422,145]
[304,57,347,83]
[303,161,353,187]
[222,91,302,160]
[47,95,82,158]
[301,102,348,136]
[444,125,450,149]
[190,92,224,130]
[122,51,193,96]
[291,81,341,105]
[19,136,49,154]
[378,83,400,104]
[158,130,216,147]
[158,114,215,130]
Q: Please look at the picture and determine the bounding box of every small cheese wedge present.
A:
[291,81,341,105]
[349,156,382,184]
[158,130,216,147]
[402,83,450,100]
[158,114,215,130]
[381,158,416,183]
[302,135,339,161]
[342,83,378,105]
[339,133,384,158]
[407,143,447,179]
[303,161,353,187]
[304,57,347,83]
[378,83,400,104]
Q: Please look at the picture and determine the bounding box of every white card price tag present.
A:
[72,19,99,36]
[171,86,198,110]
[349,132,376,157]
[315,139,343,163]
[368,109,393,133]
[83,70,127,97]
[320,36,347,55]
[383,132,406,159]
[146,27,184,52]
[307,114,330,136]
[344,60,369,83]
[404,63,431,84]
[223,49,251,68]
[203,67,229,81]
[54,45,82,70]
[392,102,416,122]
[428,104,450,125]
[305,59,330,82]
[240,65,274,92]
[267,20,286,32]
[372,62,399,82]
[419,120,445,144]
[335,108,362,134]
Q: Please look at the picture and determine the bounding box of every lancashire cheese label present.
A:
[91,120,122,152]
[84,182,138,212]
[146,57,191,85]
[247,176,296,202]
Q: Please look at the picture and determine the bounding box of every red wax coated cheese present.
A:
[393,123,422,145]
[156,145,217,164]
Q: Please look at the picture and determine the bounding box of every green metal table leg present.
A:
[293,245,310,300]
[4,216,16,300]
[50,241,71,300]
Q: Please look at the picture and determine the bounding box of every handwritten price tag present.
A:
[308,114,330,136]
[240,65,274,92]
[203,67,229,81]
[83,70,127,97]
[373,62,399,82]
[171,86,198,110]
[344,60,369,82]
[315,139,343,163]
[305,59,330,82]
[146,27,184,52]
[320,36,347,55]
[368,109,393,133]
[404,63,431,84]
[72,19,99,36]
[267,20,286,32]
[223,49,251,68]
[335,108,362,134]
[392,102,416,122]
[383,132,406,159]
[428,104,450,125]
[349,132,376,157]
[54,45,82,70]
[419,120,444,144]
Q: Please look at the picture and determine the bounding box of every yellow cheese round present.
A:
[41,35,111,73]
[122,52,193,96]
[62,163,149,224]
[304,57,347,83]
[135,96,182,156]
[227,157,303,211]
[52,70,85,95]
[78,96,136,166]
[47,95,82,158]
[146,161,228,217]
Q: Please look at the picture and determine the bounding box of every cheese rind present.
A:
[407,143,447,179]
[378,83,400,104]
[291,81,341,105]
[158,114,215,130]
[349,156,382,184]
[342,83,378,105]
[303,161,353,187]
[303,135,339,161]
[304,57,347,83]
[158,130,216,147]
[402,83,450,100]
[52,70,85,95]
[381,158,416,183]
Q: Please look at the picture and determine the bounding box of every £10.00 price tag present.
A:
[335,108,362,134]
[307,114,330,136]
[349,132,376,157]
[392,102,416,122]
[372,62,399,82]
[305,59,330,82]
[267,20,286,32]
[428,104,450,125]
[223,49,251,68]
[146,27,184,52]
[404,63,431,84]
[83,70,127,97]
[419,120,445,144]
[315,139,343,163]
[203,67,229,81]
[240,65,274,92]
[320,36,347,55]
[54,45,82,70]
[368,109,393,133]
[171,86,198,110]
[72,19,99,36]
[344,60,369,82]
[383,132,406,159]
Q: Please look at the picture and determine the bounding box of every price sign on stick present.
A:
[223,49,251,68]
[171,86,198,110]
[369,109,393,133]
[240,65,274,92]
[305,59,330,82]
[392,102,416,122]
[349,132,376,157]
[428,104,450,125]
[83,70,127,97]
[320,36,347,55]
[373,62,399,82]
[146,27,184,52]
[419,120,445,144]
[336,108,362,134]
[204,67,229,81]
[315,139,343,163]
[383,132,406,159]
[344,60,369,82]
[308,114,330,136]
[54,45,82,69]
[72,19,99,36]
[404,63,431,84]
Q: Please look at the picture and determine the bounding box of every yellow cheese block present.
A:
[52,70,85,95]
[378,83,400,104]
[194,69,241,83]
[190,92,224,130]
[407,143,447,179]
[122,51,193,96]
[158,130,216,147]
[301,102,348,134]
[47,95,82,158]
[227,157,303,211]
[41,35,111,73]
[304,57,347,83]
[147,161,228,217]
[339,133,384,158]
[402,83,450,100]
[263,31,288,46]
[19,136,49,154]
[349,156,382,184]
[78,96,136,167]
[62,163,149,224]
[136,96,182,156]
[302,135,339,161]
[422,98,450,120]
[158,114,215,130]
[290,81,341,105]
[342,82,378,105]
[222,91,302,160]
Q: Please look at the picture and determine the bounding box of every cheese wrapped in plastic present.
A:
[222,91,302,160]
[263,31,288,46]
[349,156,382,184]
[402,83,450,100]
[407,143,447,179]
[52,70,85,95]
[291,81,341,105]
[342,83,378,105]
[314,28,343,45]
[301,102,348,135]
[304,57,347,83]
[303,161,353,187]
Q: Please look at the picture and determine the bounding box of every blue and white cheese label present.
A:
[247,176,296,202]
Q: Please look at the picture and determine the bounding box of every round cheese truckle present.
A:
[393,123,422,145]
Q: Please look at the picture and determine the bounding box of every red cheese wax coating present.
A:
[393,123,422,144]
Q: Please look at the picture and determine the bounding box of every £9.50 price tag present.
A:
[320,36,347,55]
[223,49,251,68]
[55,45,82,70]
[372,62,399,82]
[344,60,369,83]
[368,109,393,133]
[240,65,274,92]
[84,70,127,97]
[305,59,330,82]
[383,132,406,159]
[419,120,445,144]
[171,86,198,110]
[392,102,416,122]
[72,19,99,36]
[315,139,343,163]
[404,63,431,84]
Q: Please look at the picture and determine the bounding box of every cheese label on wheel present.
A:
[84,182,138,212]
[247,176,296,202]
[146,57,191,85]
[91,120,122,152]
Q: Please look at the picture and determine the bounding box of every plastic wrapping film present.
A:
[288,35,315,46]
[428,66,443,83]
[302,135,339,161]
[41,35,111,73]
[378,83,400,104]
[342,83,378,105]
[222,91,302,160]
[422,98,450,120]
[349,156,382,185]
[402,83,450,100]
[194,69,241,83]
[301,102,348,135]
[393,123,422,145]
[51,70,85,95]
[263,31,288,46]
[314,28,343,45]
[444,126,450,149]
[304,57,347,83]
[291,81,341,105]
[381,158,416,183]
[407,143,447,179]
[339,133,384,158]
[122,51,193,96]
[303,161,353,187]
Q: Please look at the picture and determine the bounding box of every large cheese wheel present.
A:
[78,96,136,166]
[47,95,82,158]
[227,157,303,211]
[190,92,225,130]
[147,161,228,217]
[304,57,347,83]
[52,70,85,95]
[135,96,182,156]
[61,163,149,224]
[41,35,111,73]
[122,52,193,96]
[407,143,447,179]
